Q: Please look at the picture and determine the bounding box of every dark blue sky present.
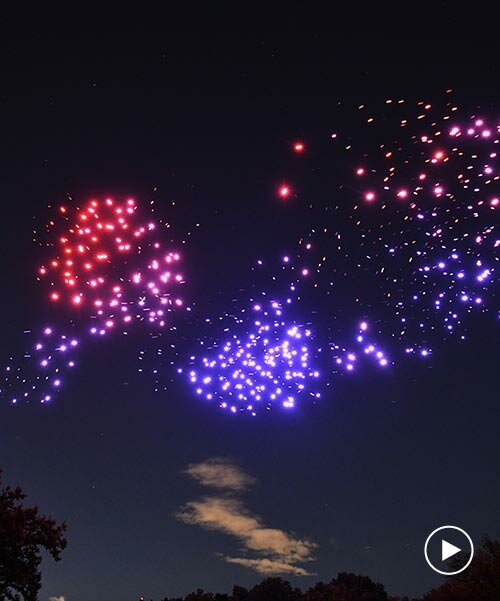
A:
[2,338,499,599]
[0,4,499,600]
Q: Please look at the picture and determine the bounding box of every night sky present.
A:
[1,4,499,601]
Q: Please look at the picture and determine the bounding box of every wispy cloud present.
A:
[178,459,317,576]
[185,457,256,491]
[178,497,316,563]
[225,557,314,576]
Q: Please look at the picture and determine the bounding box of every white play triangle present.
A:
[442,539,461,561]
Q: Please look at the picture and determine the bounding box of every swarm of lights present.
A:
[183,92,498,413]
[274,95,499,354]
[331,321,392,373]
[2,326,80,405]
[180,301,321,415]
[1,197,186,405]
[38,198,184,330]
[1,94,499,415]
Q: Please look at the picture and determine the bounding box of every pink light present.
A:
[432,150,446,163]
[365,192,376,202]
[279,185,291,199]
[293,141,305,153]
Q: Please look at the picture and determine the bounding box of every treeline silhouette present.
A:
[160,538,500,601]
[2,470,499,601]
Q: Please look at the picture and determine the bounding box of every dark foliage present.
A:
[161,573,386,601]
[422,537,500,601]
[306,573,387,600]
[160,537,500,601]
[0,470,67,601]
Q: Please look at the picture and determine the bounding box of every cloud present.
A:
[185,457,256,491]
[177,495,317,576]
[225,557,314,576]
[49,597,65,601]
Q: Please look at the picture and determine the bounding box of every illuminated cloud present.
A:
[178,460,317,576]
[225,556,314,576]
[178,497,316,563]
[185,457,256,491]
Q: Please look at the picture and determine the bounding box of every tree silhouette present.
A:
[247,578,303,601]
[423,536,500,601]
[159,537,500,601]
[161,590,231,601]
[0,469,67,601]
[231,585,249,601]
[305,581,333,601]
[306,573,387,601]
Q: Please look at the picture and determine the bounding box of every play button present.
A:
[424,525,474,575]
[442,539,461,561]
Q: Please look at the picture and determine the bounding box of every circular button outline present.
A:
[424,525,474,575]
